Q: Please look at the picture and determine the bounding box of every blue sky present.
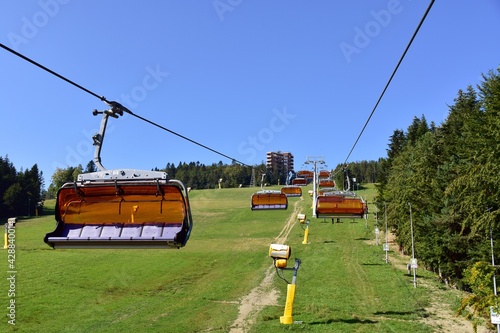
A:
[1,1,499,188]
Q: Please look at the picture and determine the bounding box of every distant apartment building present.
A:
[266,151,294,174]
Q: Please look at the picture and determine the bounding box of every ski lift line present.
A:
[0,42,251,168]
[126,111,251,167]
[342,0,435,165]
[0,43,106,102]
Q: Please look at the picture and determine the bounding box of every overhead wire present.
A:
[342,0,435,166]
[0,42,251,168]
[2,0,435,169]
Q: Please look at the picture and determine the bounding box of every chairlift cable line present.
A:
[342,0,435,165]
[0,43,106,102]
[0,42,251,168]
[126,111,251,167]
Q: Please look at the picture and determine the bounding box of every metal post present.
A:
[409,203,416,288]
[312,166,317,217]
[384,202,388,263]
[490,223,500,332]
[305,157,324,218]
[280,258,301,325]
[364,197,368,229]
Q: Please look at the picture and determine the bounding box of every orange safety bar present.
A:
[251,191,288,210]
[316,195,366,218]
[281,186,302,197]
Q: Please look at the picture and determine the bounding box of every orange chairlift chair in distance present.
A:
[281,185,302,197]
[291,177,307,186]
[318,170,331,179]
[318,179,335,188]
[315,192,366,219]
[315,172,367,219]
[251,174,288,210]
[44,102,193,249]
[296,170,314,184]
[281,171,302,197]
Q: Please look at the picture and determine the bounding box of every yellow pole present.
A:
[302,225,309,245]
[3,229,7,249]
[280,284,296,324]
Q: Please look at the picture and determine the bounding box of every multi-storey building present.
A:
[266,151,294,174]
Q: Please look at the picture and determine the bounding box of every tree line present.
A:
[375,68,500,327]
[0,156,44,218]
[331,160,384,191]
[45,159,381,198]
[2,154,380,216]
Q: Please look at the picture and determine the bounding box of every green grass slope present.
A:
[0,184,471,332]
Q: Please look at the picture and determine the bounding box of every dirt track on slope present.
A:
[228,199,301,333]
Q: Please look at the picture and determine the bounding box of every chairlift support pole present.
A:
[92,101,128,171]
[384,202,388,264]
[305,156,325,218]
[409,202,417,288]
[490,211,500,332]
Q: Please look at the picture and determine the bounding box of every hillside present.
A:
[1,184,488,332]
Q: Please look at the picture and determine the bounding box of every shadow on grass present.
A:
[309,317,378,325]
[374,308,428,318]
[323,240,336,244]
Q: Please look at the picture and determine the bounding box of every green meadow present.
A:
[1,184,474,332]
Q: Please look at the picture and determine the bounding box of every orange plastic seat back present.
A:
[251,191,288,210]
[292,178,307,186]
[319,179,335,188]
[57,184,186,224]
[316,195,365,217]
[281,186,302,197]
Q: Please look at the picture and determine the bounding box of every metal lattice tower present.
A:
[250,168,256,187]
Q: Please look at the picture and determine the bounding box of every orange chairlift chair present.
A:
[315,191,367,219]
[281,171,302,197]
[315,171,367,220]
[291,177,307,186]
[251,174,288,210]
[281,185,302,197]
[318,178,335,188]
[44,102,193,249]
[297,170,314,183]
[318,170,331,179]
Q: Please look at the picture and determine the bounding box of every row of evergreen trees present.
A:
[376,69,500,294]
[0,156,44,218]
